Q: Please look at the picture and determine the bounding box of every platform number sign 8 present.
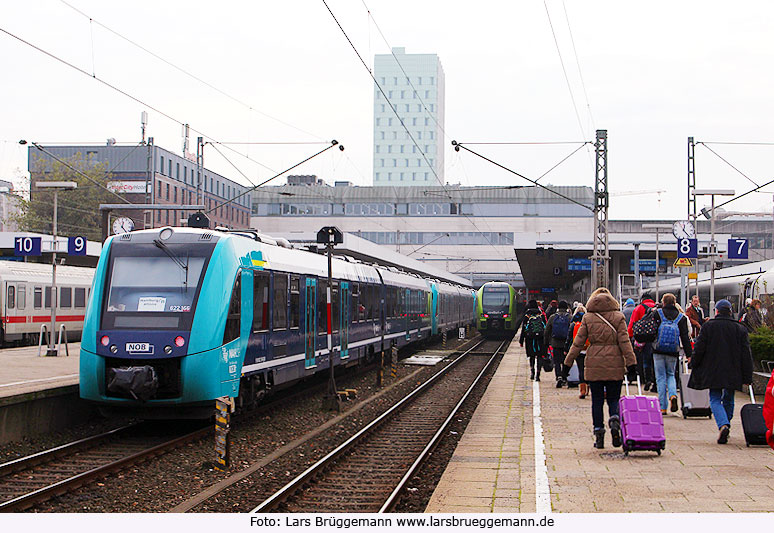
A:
[728,238,748,259]
[68,236,87,256]
[14,236,42,256]
[677,238,698,259]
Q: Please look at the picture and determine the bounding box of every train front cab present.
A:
[477,283,515,338]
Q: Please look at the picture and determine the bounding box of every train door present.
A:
[305,278,317,369]
[430,283,438,336]
[340,281,350,359]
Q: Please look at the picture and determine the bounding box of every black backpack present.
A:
[552,313,571,340]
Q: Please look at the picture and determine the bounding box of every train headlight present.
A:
[159,227,174,241]
[110,344,118,354]
[101,335,110,346]
[503,314,509,318]
[164,345,173,355]
[483,314,489,318]
[174,336,185,347]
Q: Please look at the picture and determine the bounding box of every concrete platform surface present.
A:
[426,342,774,513]
[0,343,80,399]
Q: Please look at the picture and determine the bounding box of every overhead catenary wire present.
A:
[696,142,760,188]
[562,0,595,135]
[58,0,324,141]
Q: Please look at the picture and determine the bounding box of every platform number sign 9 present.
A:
[677,238,698,259]
[68,236,87,256]
[14,236,42,256]
[728,238,748,259]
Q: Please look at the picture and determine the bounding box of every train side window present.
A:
[44,287,53,309]
[317,279,327,335]
[75,288,86,308]
[34,287,42,309]
[272,273,288,331]
[61,287,72,309]
[289,276,300,329]
[252,272,269,332]
[6,285,14,309]
[351,283,360,322]
[223,274,241,344]
[17,285,25,310]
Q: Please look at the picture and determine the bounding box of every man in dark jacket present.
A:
[651,293,693,414]
[685,295,708,338]
[545,300,558,319]
[688,299,754,444]
[520,300,547,381]
[545,301,572,388]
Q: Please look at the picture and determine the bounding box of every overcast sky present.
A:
[1,0,773,220]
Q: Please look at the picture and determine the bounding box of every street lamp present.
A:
[692,189,735,315]
[642,223,672,301]
[35,181,77,356]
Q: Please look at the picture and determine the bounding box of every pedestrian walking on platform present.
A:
[565,288,637,449]
[629,292,657,391]
[741,299,763,333]
[622,298,636,325]
[545,300,558,319]
[545,301,572,387]
[520,300,547,382]
[688,299,754,444]
[565,304,588,398]
[686,295,709,339]
[652,293,693,415]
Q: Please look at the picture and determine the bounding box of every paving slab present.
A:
[0,342,81,398]
[426,341,774,513]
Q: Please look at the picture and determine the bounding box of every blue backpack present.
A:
[654,308,682,354]
[552,312,571,340]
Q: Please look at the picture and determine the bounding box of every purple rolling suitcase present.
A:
[619,376,666,456]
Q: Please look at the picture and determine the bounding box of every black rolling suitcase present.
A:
[741,385,768,447]
[678,357,712,418]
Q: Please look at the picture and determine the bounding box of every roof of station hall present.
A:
[251,184,595,206]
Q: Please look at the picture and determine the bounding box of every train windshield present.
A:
[101,242,213,330]
[482,287,510,312]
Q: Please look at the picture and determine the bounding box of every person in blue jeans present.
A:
[688,299,754,444]
[651,293,693,414]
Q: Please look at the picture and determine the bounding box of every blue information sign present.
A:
[14,236,41,256]
[728,238,748,259]
[68,236,87,256]
[568,258,592,271]
[677,238,698,259]
[630,259,667,272]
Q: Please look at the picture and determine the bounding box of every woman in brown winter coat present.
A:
[564,288,637,449]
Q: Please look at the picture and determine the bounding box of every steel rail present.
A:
[0,425,210,512]
[0,424,137,477]
[379,338,507,512]
[251,337,490,513]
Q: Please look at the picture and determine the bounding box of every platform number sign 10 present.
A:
[68,236,87,256]
[14,236,42,256]
[728,238,748,259]
[677,238,698,259]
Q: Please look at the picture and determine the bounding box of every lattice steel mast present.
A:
[591,129,609,290]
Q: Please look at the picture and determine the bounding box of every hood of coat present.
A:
[586,291,620,313]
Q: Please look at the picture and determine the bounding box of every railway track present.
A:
[252,337,508,513]
[0,422,209,512]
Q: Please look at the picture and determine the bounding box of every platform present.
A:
[0,343,81,399]
[426,342,774,513]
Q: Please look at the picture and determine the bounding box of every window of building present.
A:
[176,163,180,179]
[388,118,393,126]
[158,181,162,197]
[60,287,72,309]
[400,145,404,153]
[412,118,417,126]
[425,118,429,126]
[184,167,187,183]
[380,132,385,140]
[173,187,177,203]
[400,172,405,181]
[166,210,170,224]
[166,183,170,200]
[418,77,422,85]
[430,104,434,112]
[392,132,398,140]
[375,118,380,126]
[387,145,392,153]
[404,104,410,112]
[380,77,385,84]
[388,91,393,98]
[380,158,384,167]
[75,287,86,308]
[273,273,287,330]
[380,104,385,112]
[416,104,421,112]
[425,90,430,98]
[392,159,397,167]
[417,131,422,140]
[404,159,409,167]
[393,77,397,85]
[430,76,435,85]
[375,146,380,154]
[400,90,405,98]
[168,160,172,176]
[160,156,165,175]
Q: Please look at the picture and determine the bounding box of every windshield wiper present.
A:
[153,239,189,286]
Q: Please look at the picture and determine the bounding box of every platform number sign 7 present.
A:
[14,236,42,256]
[728,238,748,259]
[677,238,698,259]
[68,236,87,256]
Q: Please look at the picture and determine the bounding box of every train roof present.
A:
[0,260,94,284]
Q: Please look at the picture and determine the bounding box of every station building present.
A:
[251,179,594,288]
[28,143,252,231]
[373,47,445,186]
